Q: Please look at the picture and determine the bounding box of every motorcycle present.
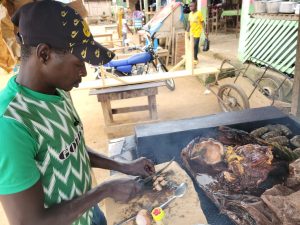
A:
[96,30,175,91]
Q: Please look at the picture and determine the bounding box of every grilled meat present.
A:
[181,137,227,176]
[290,135,300,148]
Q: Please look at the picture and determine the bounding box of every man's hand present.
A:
[121,157,155,177]
[105,178,144,203]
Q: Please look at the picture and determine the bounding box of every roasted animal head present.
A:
[181,137,227,176]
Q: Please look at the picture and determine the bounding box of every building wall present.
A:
[84,0,113,16]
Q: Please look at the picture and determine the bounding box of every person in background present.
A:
[187,0,207,65]
[122,8,134,46]
[132,4,144,31]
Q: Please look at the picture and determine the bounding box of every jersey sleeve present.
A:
[0,117,40,195]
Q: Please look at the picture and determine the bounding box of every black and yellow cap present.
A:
[11,0,115,66]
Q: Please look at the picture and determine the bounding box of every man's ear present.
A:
[36,44,51,64]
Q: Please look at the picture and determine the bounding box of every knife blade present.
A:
[115,215,136,225]
[142,156,175,184]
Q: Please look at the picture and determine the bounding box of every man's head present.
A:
[12,0,115,92]
[189,1,197,12]
[20,43,87,92]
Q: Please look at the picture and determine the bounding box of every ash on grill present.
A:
[181,125,300,225]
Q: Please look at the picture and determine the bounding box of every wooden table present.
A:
[221,9,241,36]
[221,9,241,17]
[89,82,165,126]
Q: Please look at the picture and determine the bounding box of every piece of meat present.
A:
[181,137,227,176]
[290,135,300,148]
[261,130,282,140]
[265,136,289,146]
[217,126,259,146]
[266,124,292,136]
[250,127,269,137]
[220,144,276,195]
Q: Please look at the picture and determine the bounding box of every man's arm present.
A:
[87,146,124,171]
[0,178,142,225]
[87,146,155,177]
[126,23,133,34]
[201,21,207,36]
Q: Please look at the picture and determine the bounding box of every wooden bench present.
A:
[89,82,165,126]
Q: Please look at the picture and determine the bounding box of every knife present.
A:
[117,157,176,225]
[141,156,175,184]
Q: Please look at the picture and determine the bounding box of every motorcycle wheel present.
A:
[157,60,176,91]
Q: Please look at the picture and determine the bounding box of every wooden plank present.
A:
[254,20,285,59]
[78,68,219,90]
[112,105,149,114]
[106,88,158,101]
[251,13,299,21]
[249,20,280,59]
[268,24,297,66]
[243,18,298,76]
[169,57,185,72]
[94,33,113,39]
[89,81,165,95]
[244,19,266,50]
[273,27,298,70]
[244,19,270,56]
[291,16,300,116]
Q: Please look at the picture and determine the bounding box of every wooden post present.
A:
[190,34,194,76]
[291,15,300,117]
[156,0,161,11]
[148,95,158,119]
[238,0,254,61]
[144,0,149,22]
[172,27,177,65]
[185,32,194,74]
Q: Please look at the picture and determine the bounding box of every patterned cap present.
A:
[11,0,115,66]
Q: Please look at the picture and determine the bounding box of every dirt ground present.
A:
[0,28,270,224]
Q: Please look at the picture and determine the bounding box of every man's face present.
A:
[44,50,87,92]
[189,2,196,12]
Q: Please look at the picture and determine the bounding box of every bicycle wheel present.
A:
[255,74,284,101]
[217,84,250,112]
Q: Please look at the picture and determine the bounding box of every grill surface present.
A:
[133,106,300,225]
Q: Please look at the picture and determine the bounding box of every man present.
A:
[187,1,206,64]
[0,1,155,225]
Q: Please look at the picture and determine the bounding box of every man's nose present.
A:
[80,65,87,77]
